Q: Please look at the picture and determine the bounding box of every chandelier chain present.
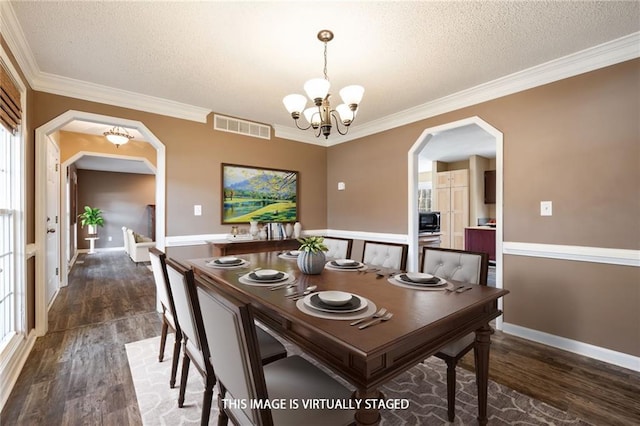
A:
[323,41,329,82]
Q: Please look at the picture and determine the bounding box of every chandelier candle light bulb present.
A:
[283,30,364,139]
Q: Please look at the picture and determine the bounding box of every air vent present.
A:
[214,114,271,140]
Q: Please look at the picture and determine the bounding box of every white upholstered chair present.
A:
[122,226,130,255]
[322,237,353,259]
[421,246,489,422]
[126,228,155,263]
[194,273,355,426]
[148,247,181,388]
[362,241,408,270]
[165,258,287,425]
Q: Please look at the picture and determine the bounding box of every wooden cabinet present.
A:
[207,238,300,257]
[465,227,496,261]
[435,170,469,249]
[484,170,496,204]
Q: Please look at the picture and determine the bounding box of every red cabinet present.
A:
[465,228,495,261]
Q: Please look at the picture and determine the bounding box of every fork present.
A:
[350,308,387,326]
[358,312,394,330]
[445,285,466,293]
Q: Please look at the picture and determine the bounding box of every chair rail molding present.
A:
[503,242,639,267]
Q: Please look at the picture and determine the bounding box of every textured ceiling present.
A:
[9,1,640,144]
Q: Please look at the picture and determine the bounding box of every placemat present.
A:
[296,296,376,320]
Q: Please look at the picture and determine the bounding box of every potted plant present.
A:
[78,205,105,235]
[296,236,328,275]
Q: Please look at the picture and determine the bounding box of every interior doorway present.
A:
[34,111,166,336]
[407,116,504,326]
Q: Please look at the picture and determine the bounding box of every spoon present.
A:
[287,285,317,300]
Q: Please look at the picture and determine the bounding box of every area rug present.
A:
[126,334,591,425]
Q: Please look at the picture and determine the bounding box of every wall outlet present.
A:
[540,201,552,216]
[108,236,112,242]
[194,205,202,216]
[338,182,346,191]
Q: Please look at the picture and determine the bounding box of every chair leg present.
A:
[201,375,215,426]
[217,384,229,426]
[178,350,190,408]
[169,333,181,388]
[159,318,168,362]
[445,358,458,422]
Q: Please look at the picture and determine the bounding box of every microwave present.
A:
[419,211,441,232]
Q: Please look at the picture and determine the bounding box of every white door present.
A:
[45,138,60,306]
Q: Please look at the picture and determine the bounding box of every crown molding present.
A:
[320,31,640,146]
[0,1,39,85]
[32,71,211,123]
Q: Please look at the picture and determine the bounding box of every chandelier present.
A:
[283,30,364,139]
[103,126,133,147]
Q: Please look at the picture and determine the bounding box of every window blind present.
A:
[0,64,21,134]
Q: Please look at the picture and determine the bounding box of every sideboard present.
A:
[206,238,300,257]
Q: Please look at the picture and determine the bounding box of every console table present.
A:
[206,238,300,257]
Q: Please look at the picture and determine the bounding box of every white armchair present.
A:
[122,226,130,255]
[126,228,155,264]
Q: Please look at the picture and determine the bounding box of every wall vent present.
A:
[214,114,271,140]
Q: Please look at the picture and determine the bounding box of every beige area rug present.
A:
[126,334,591,426]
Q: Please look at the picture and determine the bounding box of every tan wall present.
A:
[31,93,328,238]
[76,170,156,249]
[327,59,640,356]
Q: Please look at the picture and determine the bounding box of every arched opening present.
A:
[34,110,166,335]
[407,116,504,327]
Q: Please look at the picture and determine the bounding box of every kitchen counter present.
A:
[465,227,496,260]
[465,226,496,230]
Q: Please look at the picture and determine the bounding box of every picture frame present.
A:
[221,163,298,224]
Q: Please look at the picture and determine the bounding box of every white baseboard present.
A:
[0,330,36,411]
[502,322,640,372]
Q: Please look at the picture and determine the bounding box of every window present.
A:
[0,126,20,350]
[0,53,25,358]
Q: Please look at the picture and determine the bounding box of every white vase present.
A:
[258,227,267,240]
[249,221,259,237]
[285,223,293,238]
[88,224,97,235]
[293,222,302,238]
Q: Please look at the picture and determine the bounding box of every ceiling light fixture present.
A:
[283,30,364,139]
[103,126,133,147]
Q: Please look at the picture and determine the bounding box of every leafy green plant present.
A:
[78,206,105,228]
[297,236,328,254]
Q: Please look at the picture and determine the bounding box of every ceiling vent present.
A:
[214,114,271,140]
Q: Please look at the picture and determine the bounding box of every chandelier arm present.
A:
[293,120,313,131]
[330,111,349,136]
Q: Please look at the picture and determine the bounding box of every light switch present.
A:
[540,201,552,216]
[338,182,346,191]
[194,205,202,216]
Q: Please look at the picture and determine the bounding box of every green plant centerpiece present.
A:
[296,236,328,275]
[78,205,105,235]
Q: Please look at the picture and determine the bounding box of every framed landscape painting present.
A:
[221,163,298,224]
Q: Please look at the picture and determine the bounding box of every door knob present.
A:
[47,228,56,233]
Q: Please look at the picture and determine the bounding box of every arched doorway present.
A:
[34,110,166,336]
[407,116,504,326]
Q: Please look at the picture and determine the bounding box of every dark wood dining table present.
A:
[188,251,508,425]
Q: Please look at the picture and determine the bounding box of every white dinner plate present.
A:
[303,293,368,314]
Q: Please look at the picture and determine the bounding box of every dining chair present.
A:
[362,240,408,270]
[193,273,356,426]
[165,258,287,425]
[421,246,489,422]
[148,247,181,388]
[322,236,353,259]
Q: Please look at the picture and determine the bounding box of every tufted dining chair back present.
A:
[322,237,353,259]
[362,241,408,270]
[421,247,488,285]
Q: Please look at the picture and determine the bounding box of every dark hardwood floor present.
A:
[2,251,639,425]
